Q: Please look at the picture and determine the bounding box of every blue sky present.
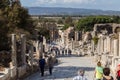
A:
[21,0,120,11]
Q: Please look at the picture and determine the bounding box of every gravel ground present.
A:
[24,56,96,80]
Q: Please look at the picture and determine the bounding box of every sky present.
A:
[21,0,120,11]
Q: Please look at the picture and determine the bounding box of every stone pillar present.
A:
[11,34,17,79]
[112,57,120,68]
[11,34,17,67]
[91,40,94,52]
[21,34,26,65]
[43,36,47,52]
[110,40,114,55]
[29,46,34,71]
[39,42,44,57]
[106,36,111,53]
[36,41,39,59]
[113,39,118,56]
[75,31,78,41]
[97,39,100,54]
[101,37,104,53]
[119,33,120,56]
[98,37,104,55]
[71,38,74,50]
[104,38,107,53]
[61,32,64,46]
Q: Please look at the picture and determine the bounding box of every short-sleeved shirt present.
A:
[96,66,103,79]
[73,75,87,80]
[117,70,120,76]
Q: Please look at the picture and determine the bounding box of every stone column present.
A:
[98,37,104,55]
[71,38,74,50]
[75,31,78,41]
[112,57,120,68]
[101,37,104,53]
[43,36,47,52]
[21,34,26,65]
[11,34,18,79]
[29,46,34,71]
[106,36,111,53]
[39,42,44,58]
[61,32,64,46]
[11,34,17,67]
[104,38,107,53]
[113,39,118,56]
[91,40,94,53]
[119,33,120,56]
[36,41,39,59]
[110,40,114,55]
[97,39,100,54]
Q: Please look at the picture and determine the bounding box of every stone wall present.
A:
[96,33,120,78]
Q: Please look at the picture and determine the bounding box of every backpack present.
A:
[39,59,45,67]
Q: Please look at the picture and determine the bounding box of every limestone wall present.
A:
[96,33,120,78]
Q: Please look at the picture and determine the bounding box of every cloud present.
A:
[63,0,95,4]
[36,0,56,4]
[35,0,95,5]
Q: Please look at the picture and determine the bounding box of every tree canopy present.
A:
[0,0,35,50]
[76,16,120,32]
[62,16,74,30]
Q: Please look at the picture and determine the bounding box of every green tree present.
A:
[38,27,50,40]
[65,16,73,26]
[76,16,120,32]
[0,0,35,50]
[62,24,69,30]
[57,19,63,24]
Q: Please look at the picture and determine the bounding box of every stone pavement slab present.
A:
[24,56,96,80]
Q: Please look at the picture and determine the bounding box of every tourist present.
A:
[39,56,46,76]
[73,69,87,80]
[48,55,54,75]
[94,61,103,80]
[102,68,113,80]
[116,64,120,80]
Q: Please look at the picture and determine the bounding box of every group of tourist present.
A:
[39,54,55,77]
[94,61,113,80]
[73,61,120,80]
[38,53,120,80]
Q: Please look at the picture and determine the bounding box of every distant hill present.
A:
[27,7,120,16]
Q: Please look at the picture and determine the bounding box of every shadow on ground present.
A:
[24,66,95,80]
[35,66,95,80]
[52,66,94,79]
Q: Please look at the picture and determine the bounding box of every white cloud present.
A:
[63,0,95,3]
[35,0,95,5]
[36,0,56,4]
[64,0,83,3]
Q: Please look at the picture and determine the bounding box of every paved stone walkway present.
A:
[24,56,96,80]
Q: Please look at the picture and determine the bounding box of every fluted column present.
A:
[113,39,118,56]
[119,33,120,56]
[21,34,26,65]
[11,34,17,67]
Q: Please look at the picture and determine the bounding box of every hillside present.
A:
[27,7,120,16]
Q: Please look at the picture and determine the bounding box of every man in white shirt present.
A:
[73,69,88,80]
